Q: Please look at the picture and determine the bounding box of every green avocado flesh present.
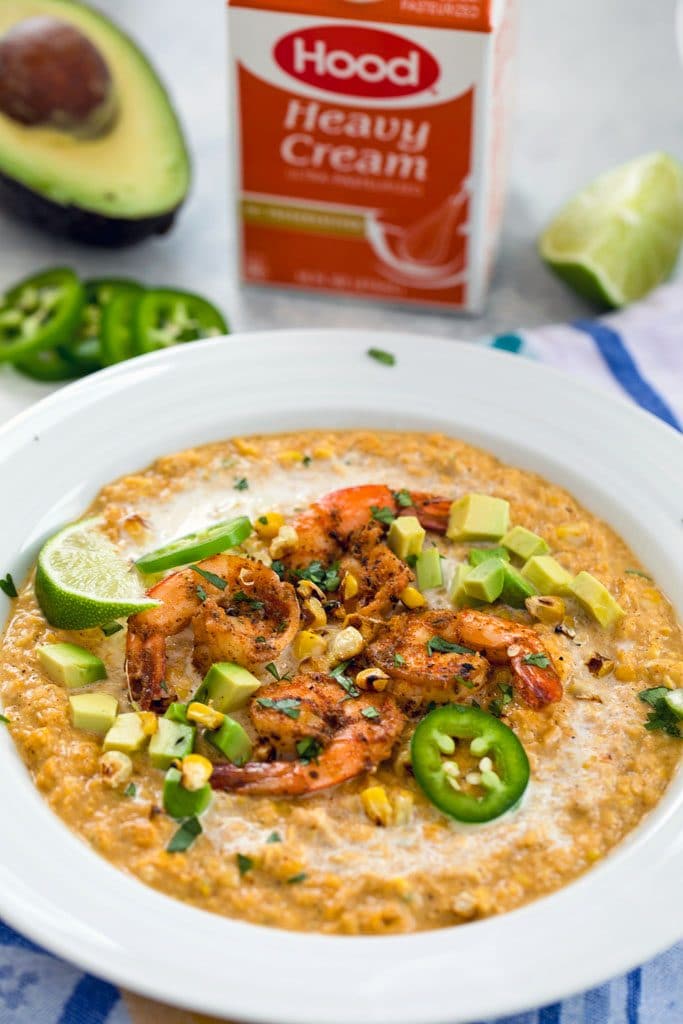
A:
[0,0,190,244]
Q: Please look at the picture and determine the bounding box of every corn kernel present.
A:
[138,712,158,737]
[556,523,587,540]
[392,789,414,825]
[304,596,327,630]
[329,626,365,664]
[99,750,133,788]
[400,585,426,609]
[525,595,565,625]
[181,754,213,791]
[254,512,285,540]
[313,445,334,459]
[234,438,259,457]
[269,525,299,559]
[278,449,305,464]
[355,667,389,691]
[615,664,636,682]
[187,701,224,730]
[342,572,359,601]
[361,785,393,827]
[293,630,327,661]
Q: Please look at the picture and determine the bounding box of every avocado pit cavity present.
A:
[0,16,117,136]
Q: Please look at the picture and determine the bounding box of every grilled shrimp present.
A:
[454,608,563,709]
[365,610,490,712]
[126,554,299,711]
[339,520,414,618]
[211,672,406,795]
[287,484,451,568]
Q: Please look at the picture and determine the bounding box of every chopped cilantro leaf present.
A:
[271,560,286,580]
[639,687,682,738]
[302,455,312,467]
[393,653,406,667]
[367,347,396,366]
[0,574,17,599]
[0,713,9,724]
[190,564,228,590]
[258,515,268,525]
[237,853,254,876]
[257,696,301,719]
[101,621,123,637]
[295,560,340,592]
[167,816,202,853]
[393,489,412,508]
[489,683,514,718]
[361,706,381,721]
[625,568,652,580]
[265,662,281,681]
[234,477,249,491]
[370,505,395,526]
[287,872,308,884]
[266,831,282,844]
[123,782,137,798]
[196,584,208,603]
[297,737,323,763]
[233,590,265,611]
[522,652,551,668]
[427,636,475,657]
[330,661,360,698]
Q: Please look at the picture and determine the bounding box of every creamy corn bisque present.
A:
[1,430,681,935]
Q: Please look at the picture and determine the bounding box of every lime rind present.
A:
[36,517,158,629]
[539,152,683,307]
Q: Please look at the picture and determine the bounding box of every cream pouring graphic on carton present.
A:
[228,0,517,312]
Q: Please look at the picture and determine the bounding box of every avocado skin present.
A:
[0,169,181,246]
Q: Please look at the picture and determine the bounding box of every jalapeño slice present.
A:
[411,704,529,824]
[0,268,84,363]
[136,516,252,574]
[134,288,228,355]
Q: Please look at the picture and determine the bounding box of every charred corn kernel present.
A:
[329,626,365,664]
[269,525,298,559]
[342,572,359,601]
[304,596,327,630]
[615,663,637,682]
[525,595,565,625]
[400,585,426,609]
[392,789,414,825]
[296,578,325,600]
[556,522,587,540]
[569,680,603,702]
[181,754,213,791]
[361,785,393,827]
[99,750,133,788]
[254,512,285,540]
[355,667,389,691]
[122,514,149,540]
[187,702,224,730]
[313,445,334,459]
[294,630,327,661]
[278,449,305,464]
[137,712,158,737]
[234,438,259,457]
[593,658,615,678]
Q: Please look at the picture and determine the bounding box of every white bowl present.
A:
[1,329,682,1023]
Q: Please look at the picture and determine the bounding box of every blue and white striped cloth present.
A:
[1,284,682,1024]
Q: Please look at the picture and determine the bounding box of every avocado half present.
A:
[0,1,191,246]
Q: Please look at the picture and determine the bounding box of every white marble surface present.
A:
[0,0,682,415]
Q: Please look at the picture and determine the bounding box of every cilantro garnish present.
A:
[123,782,137,798]
[393,653,406,667]
[370,505,395,526]
[167,816,202,853]
[257,696,301,719]
[295,560,340,592]
[287,872,308,884]
[361,706,381,721]
[0,574,17,599]
[264,662,291,682]
[367,347,396,366]
[0,713,9,725]
[522,652,551,669]
[266,831,282,844]
[101,621,123,637]
[427,636,475,657]
[234,477,249,491]
[297,737,322,764]
[258,515,268,525]
[233,590,265,611]
[639,688,682,738]
[393,489,412,508]
[330,661,360,698]
[271,560,286,580]
[302,455,312,467]
[190,564,228,590]
[237,853,254,876]
[489,683,513,718]
[625,568,652,580]
[196,585,208,603]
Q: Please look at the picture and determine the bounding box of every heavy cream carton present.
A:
[228,0,517,312]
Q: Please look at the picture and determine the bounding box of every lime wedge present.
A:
[539,152,683,307]
[35,518,158,629]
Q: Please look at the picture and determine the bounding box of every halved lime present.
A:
[135,516,253,574]
[539,152,683,307]
[36,518,158,629]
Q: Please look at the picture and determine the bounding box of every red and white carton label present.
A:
[228,0,517,312]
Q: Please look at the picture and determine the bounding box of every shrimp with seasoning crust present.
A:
[126,554,299,711]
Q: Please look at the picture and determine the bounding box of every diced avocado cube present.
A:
[664,689,683,720]
[500,563,538,608]
[194,662,261,713]
[467,546,510,567]
[206,716,253,765]
[446,494,510,542]
[164,702,190,724]
[463,557,506,603]
[568,571,625,630]
[522,555,573,595]
[416,547,443,591]
[163,766,212,820]
[449,563,480,608]
[149,718,195,770]
[387,516,425,562]
[103,712,148,754]
[38,643,106,688]
[69,693,118,735]
[501,526,550,562]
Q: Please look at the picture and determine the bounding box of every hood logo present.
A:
[274,25,439,98]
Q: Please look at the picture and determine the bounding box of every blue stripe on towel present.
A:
[572,319,681,431]
[0,920,43,955]
[538,1002,562,1024]
[57,974,119,1024]
[627,968,642,1024]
